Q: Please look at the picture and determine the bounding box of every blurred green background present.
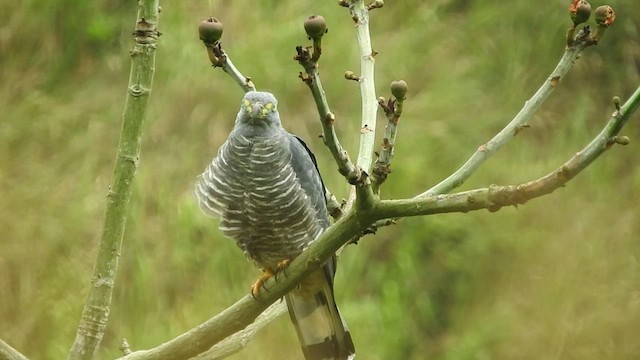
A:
[1,0,639,359]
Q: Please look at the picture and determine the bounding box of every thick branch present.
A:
[376,85,640,219]
[0,339,28,360]
[420,29,595,197]
[67,2,159,359]
[117,211,369,360]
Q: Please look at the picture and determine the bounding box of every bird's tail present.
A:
[285,263,355,360]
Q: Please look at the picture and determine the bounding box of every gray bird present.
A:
[195,91,355,360]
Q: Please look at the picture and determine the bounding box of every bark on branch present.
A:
[67,1,160,359]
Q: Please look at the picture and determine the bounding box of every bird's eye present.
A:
[243,99,252,112]
[265,103,274,111]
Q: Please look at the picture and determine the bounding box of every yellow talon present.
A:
[251,259,293,297]
[251,269,274,298]
[275,258,293,281]
[276,259,291,271]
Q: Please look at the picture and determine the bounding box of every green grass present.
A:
[1,1,639,359]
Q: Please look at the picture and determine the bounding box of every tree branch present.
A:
[190,302,288,360]
[208,43,256,93]
[0,339,28,360]
[420,27,598,197]
[199,18,256,93]
[295,43,361,185]
[117,211,367,360]
[118,84,638,357]
[349,1,378,174]
[67,2,160,359]
[376,84,640,218]
[114,80,639,360]
[113,5,636,360]
[371,80,408,193]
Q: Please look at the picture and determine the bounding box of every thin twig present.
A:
[295,46,362,184]
[67,2,160,359]
[419,27,596,197]
[190,302,288,360]
[208,43,256,92]
[371,88,406,193]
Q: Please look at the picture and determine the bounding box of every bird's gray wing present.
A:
[285,133,355,360]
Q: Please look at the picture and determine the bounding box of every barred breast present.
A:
[195,133,324,270]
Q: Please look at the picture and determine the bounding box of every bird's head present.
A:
[237,91,281,128]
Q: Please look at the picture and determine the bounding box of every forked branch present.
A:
[421,25,603,197]
[118,3,636,360]
[379,86,640,217]
[117,84,639,360]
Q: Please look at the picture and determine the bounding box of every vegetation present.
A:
[1,1,639,359]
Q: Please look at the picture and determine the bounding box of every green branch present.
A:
[420,29,596,197]
[371,80,408,193]
[210,45,256,93]
[295,44,362,185]
[67,1,160,359]
[377,85,640,218]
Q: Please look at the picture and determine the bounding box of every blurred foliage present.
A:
[1,0,640,359]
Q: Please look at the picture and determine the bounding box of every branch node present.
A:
[344,70,360,81]
[120,338,132,355]
[557,166,571,181]
[367,0,384,11]
[612,135,630,146]
[613,95,621,111]
[514,123,531,135]
[325,112,335,126]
